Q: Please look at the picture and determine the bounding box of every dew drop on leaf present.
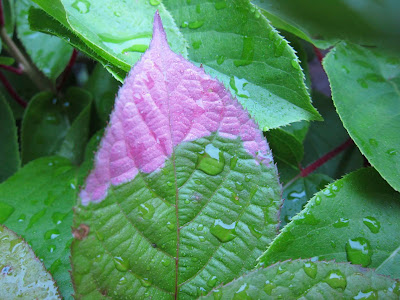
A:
[303,262,317,279]
[353,289,378,300]
[333,217,349,228]
[139,203,155,220]
[233,283,251,300]
[210,219,237,242]
[149,0,160,6]
[196,144,225,175]
[212,289,223,300]
[324,269,347,290]
[345,237,372,267]
[263,280,275,295]
[188,20,204,29]
[140,277,152,287]
[113,256,129,272]
[207,275,218,287]
[44,229,60,240]
[362,216,380,234]
[249,225,262,239]
[71,0,90,14]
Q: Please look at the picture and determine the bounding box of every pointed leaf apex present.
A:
[150,11,169,50]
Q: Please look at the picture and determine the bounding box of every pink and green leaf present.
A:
[71,13,281,298]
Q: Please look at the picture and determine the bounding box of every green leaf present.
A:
[280,173,332,227]
[0,56,15,65]
[85,63,120,124]
[21,87,92,165]
[302,90,364,179]
[253,0,400,52]
[259,168,400,279]
[72,134,282,298]
[2,0,15,35]
[164,0,321,129]
[265,128,304,169]
[0,94,20,182]
[31,0,187,71]
[0,156,78,298]
[16,0,73,80]
[202,260,400,299]
[0,225,61,299]
[324,43,400,191]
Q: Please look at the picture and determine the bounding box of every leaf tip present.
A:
[150,10,169,50]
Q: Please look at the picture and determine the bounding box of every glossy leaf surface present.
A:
[324,43,400,191]
[71,13,281,299]
[0,94,20,182]
[202,260,400,299]
[0,157,78,298]
[259,168,400,278]
[0,225,61,299]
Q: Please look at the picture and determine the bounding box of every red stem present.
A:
[300,138,354,177]
[57,49,78,91]
[0,64,24,75]
[313,45,324,64]
[0,0,4,28]
[0,71,27,108]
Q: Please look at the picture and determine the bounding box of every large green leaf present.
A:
[0,93,20,182]
[259,168,400,280]
[0,225,61,299]
[0,156,78,298]
[253,0,400,52]
[202,260,400,299]
[324,43,400,191]
[164,0,321,130]
[16,0,73,80]
[21,87,92,165]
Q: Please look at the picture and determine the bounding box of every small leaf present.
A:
[201,260,400,299]
[72,13,281,299]
[0,94,20,182]
[0,156,77,298]
[0,225,61,299]
[21,87,92,165]
[324,43,400,191]
[259,168,400,279]
[16,0,73,80]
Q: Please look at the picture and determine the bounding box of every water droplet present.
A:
[122,44,148,53]
[196,144,225,175]
[184,199,190,205]
[369,139,378,146]
[363,217,380,234]
[353,289,378,300]
[139,203,155,220]
[315,196,322,205]
[216,55,226,65]
[199,236,206,242]
[113,11,121,17]
[274,39,285,57]
[215,1,227,10]
[245,175,251,182]
[71,0,90,14]
[333,218,349,228]
[230,156,238,169]
[0,202,14,223]
[207,275,218,287]
[197,224,204,231]
[303,262,317,279]
[264,280,275,295]
[234,37,254,67]
[233,283,251,300]
[213,289,223,300]
[390,282,400,295]
[324,270,347,290]
[18,214,26,222]
[357,78,368,88]
[345,237,372,267]
[161,259,171,267]
[386,148,398,156]
[188,20,204,29]
[51,212,65,225]
[229,76,250,98]
[44,229,60,240]
[195,4,201,13]
[140,277,152,287]
[249,225,262,239]
[149,0,160,5]
[48,244,56,253]
[277,265,286,274]
[288,190,306,200]
[210,219,237,242]
[113,256,129,272]
[235,181,244,191]
[45,112,61,125]
[297,211,320,225]
[181,21,189,28]
[230,192,241,205]
[166,221,175,231]
[192,40,202,49]
[9,238,23,253]
[291,59,301,70]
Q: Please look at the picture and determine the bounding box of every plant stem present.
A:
[0,71,27,108]
[57,49,78,91]
[0,64,23,74]
[300,138,354,177]
[313,45,324,64]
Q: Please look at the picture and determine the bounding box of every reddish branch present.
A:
[0,64,23,75]
[313,45,324,64]
[300,138,354,177]
[57,49,78,91]
[0,71,27,108]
